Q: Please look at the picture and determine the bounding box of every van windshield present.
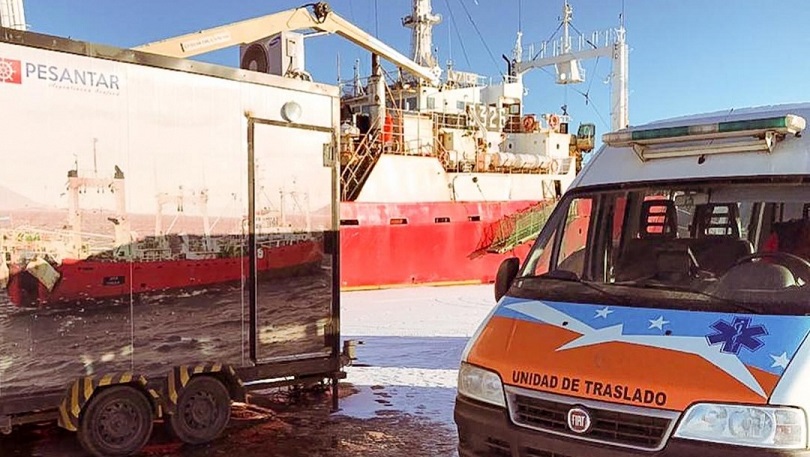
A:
[518,180,810,314]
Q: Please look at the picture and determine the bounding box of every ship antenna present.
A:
[518,0,522,34]
[561,0,572,55]
[336,52,341,86]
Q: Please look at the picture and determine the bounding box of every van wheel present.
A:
[167,376,231,445]
[77,385,154,457]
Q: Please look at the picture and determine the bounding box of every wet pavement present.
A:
[0,284,495,457]
[0,382,459,457]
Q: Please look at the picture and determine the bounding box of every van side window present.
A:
[555,198,594,278]
[523,197,593,278]
[528,229,557,276]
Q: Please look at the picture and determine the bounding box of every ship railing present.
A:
[339,69,404,100]
[524,27,623,61]
[432,112,469,130]
[469,201,558,258]
[3,226,116,241]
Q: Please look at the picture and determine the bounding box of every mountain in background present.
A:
[0,185,49,211]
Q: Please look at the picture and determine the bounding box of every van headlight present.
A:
[673,403,807,449]
[457,362,505,407]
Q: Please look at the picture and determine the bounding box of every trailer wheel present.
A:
[167,376,231,445]
[76,385,154,457]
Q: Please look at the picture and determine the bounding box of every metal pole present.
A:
[0,0,26,30]
[611,29,629,131]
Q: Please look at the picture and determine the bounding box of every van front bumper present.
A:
[454,394,810,457]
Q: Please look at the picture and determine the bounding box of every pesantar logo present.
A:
[0,58,22,84]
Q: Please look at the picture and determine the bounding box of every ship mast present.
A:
[66,158,129,258]
[0,0,26,30]
[515,1,629,131]
[402,0,442,81]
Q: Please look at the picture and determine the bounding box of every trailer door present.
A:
[247,117,337,364]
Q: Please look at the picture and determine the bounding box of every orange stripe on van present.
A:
[466,316,779,412]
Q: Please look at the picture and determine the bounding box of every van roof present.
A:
[572,101,810,189]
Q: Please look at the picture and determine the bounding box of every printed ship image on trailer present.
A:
[0,25,348,457]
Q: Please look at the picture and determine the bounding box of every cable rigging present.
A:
[453,0,502,75]
[444,0,472,69]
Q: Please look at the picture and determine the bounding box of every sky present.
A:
[14,0,810,137]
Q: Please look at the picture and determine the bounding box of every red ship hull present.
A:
[339,200,537,289]
[7,240,323,308]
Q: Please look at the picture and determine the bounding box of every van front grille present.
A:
[506,387,678,451]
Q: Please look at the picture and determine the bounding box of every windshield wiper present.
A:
[518,270,628,305]
[612,280,761,314]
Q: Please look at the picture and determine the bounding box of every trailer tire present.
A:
[76,385,154,457]
[166,375,231,445]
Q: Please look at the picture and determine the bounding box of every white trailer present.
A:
[0,24,346,457]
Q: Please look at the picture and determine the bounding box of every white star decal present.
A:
[649,316,670,330]
[505,301,767,398]
[594,306,613,319]
[770,352,790,370]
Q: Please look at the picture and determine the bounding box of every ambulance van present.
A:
[455,103,810,456]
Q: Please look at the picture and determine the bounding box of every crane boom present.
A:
[133,3,439,85]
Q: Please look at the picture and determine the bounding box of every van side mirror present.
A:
[495,257,520,302]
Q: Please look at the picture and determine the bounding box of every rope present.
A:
[454,0,501,75]
[570,86,610,132]
[444,0,472,69]
[531,22,563,60]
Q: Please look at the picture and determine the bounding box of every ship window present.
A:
[468,216,481,222]
[434,217,451,223]
[340,219,360,226]
[390,218,408,225]
[456,101,465,110]
[427,97,436,109]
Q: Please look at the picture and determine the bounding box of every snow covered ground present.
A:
[335,284,498,436]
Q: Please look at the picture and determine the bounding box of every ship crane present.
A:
[154,187,211,238]
[514,1,629,131]
[132,2,439,86]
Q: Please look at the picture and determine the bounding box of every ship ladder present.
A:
[341,131,384,201]
[469,201,558,258]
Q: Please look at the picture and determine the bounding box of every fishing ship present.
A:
[331,0,628,288]
[0,0,629,305]
[2,162,323,308]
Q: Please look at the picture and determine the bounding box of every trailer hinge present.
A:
[323,142,335,167]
